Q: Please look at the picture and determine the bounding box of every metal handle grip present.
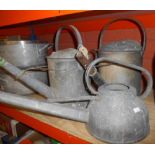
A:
[85,57,153,99]
[99,17,146,56]
[55,25,83,51]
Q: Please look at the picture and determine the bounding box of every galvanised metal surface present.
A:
[0,40,49,68]
[98,48,142,94]
[47,25,89,108]
[0,69,48,95]
[88,84,150,143]
[0,59,53,98]
[98,18,146,95]
[0,90,89,123]
[0,40,49,94]
[85,57,152,143]
[48,48,88,99]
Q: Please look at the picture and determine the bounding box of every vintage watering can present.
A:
[98,17,146,95]
[0,57,152,143]
[0,25,89,108]
[0,40,50,95]
[48,25,89,102]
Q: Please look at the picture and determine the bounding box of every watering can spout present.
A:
[0,90,89,123]
[0,57,53,99]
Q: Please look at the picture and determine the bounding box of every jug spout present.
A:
[0,90,89,123]
[0,57,53,98]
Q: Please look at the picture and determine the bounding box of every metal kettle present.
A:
[0,57,152,143]
[98,17,146,95]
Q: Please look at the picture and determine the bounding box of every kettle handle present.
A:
[85,57,153,99]
[99,18,146,56]
[55,25,83,51]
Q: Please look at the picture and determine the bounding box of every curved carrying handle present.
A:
[99,17,146,56]
[55,25,83,51]
[85,57,153,99]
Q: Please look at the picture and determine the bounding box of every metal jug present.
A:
[0,57,152,143]
[98,18,146,95]
[0,25,89,108]
[0,40,50,95]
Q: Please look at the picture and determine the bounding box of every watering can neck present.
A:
[98,83,137,97]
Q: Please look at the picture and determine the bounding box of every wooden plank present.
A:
[0,92,154,143]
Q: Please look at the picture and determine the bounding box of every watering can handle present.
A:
[85,57,153,99]
[99,17,146,56]
[55,25,83,51]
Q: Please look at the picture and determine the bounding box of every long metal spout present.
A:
[0,90,89,123]
[0,57,53,98]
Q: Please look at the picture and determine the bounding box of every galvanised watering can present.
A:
[0,57,152,143]
[47,25,89,107]
[98,17,146,95]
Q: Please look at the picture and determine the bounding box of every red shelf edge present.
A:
[0,104,90,144]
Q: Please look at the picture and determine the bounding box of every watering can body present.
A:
[47,48,88,99]
[98,18,146,95]
[87,84,149,143]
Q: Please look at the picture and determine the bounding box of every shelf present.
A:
[0,92,155,144]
